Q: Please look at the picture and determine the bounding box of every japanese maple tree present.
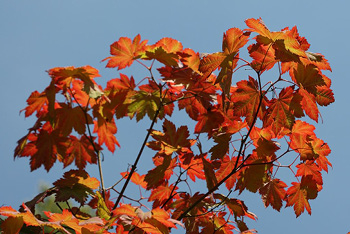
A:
[1,18,334,233]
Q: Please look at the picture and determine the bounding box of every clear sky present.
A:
[1,1,349,233]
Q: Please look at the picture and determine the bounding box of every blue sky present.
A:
[1,1,349,233]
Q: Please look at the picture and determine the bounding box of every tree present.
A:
[0,18,334,233]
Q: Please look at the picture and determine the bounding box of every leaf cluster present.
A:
[1,18,334,233]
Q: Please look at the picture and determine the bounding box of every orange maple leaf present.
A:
[120,171,147,189]
[103,34,148,70]
[289,120,317,160]
[148,185,179,209]
[296,161,323,185]
[286,181,312,217]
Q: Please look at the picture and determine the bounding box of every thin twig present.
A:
[112,108,160,210]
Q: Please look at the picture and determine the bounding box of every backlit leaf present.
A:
[53,170,99,204]
[93,117,120,153]
[259,179,287,211]
[286,182,311,217]
[104,34,147,70]
[231,76,266,125]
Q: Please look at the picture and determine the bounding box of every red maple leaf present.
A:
[215,155,238,190]
[53,170,99,204]
[231,76,267,125]
[263,86,297,134]
[55,103,92,136]
[22,90,49,117]
[147,119,194,155]
[259,179,287,211]
[62,135,98,170]
[93,117,120,153]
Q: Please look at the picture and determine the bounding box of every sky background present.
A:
[1,1,349,233]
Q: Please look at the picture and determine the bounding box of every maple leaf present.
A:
[15,124,68,172]
[263,86,297,134]
[146,47,179,67]
[151,208,178,229]
[144,38,183,67]
[102,74,137,120]
[286,181,312,217]
[296,161,323,185]
[49,66,101,97]
[259,179,287,211]
[316,85,335,106]
[201,211,236,234]
[290,64,325,94]
[198,52,226,77]
[70,79,98,108]
[194,108,226,135]
[215,155,238,190]
[155,37,183,54]
[93,116,120,153]
[202,156,218,190]
[62,135,98,170]
[179,154,206,182]
[230,76,267,125]
[213,28,250,95]
[112,203,137,219]
[148,184,177,208]
[158,66,197,87]
[103,34,148,70]
[289,120,317,160]
[120,171,147,189]
[55,103,92,136]
[255,137,280,159]
[235,154,271,193]
[147,119,194,155]
[246,18,307,63]
[180,48,201,73]
[209,134,231,160]
[248,43,277,73]
[177,77,216,120]
[21,90,49,117]
[88,190,115,214]
[127,81,171,121]
[145,155,175,189]
[223,28,250,55]
[0,204,74,233]
[299,87,319,122]
[245,18,279,42]
[53,170,100,204]
[94,191,111,220]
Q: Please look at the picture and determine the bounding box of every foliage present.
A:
[1,18,334,233]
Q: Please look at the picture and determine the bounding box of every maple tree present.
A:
[1,18,334,233]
